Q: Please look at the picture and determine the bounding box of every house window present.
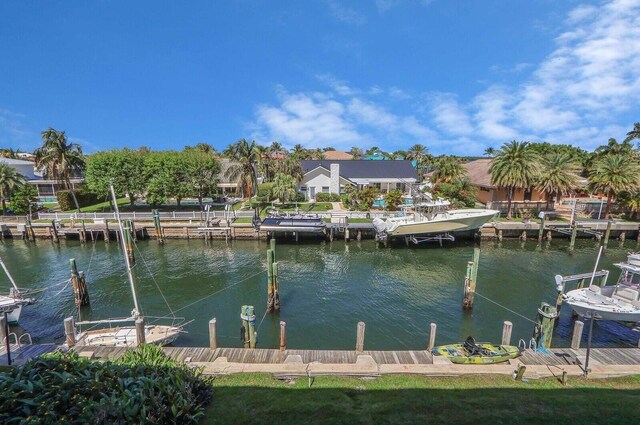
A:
[300,186,307,192]
[322,186,330,193]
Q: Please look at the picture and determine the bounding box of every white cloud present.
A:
[427,93,473,136]
[325,1,366,25]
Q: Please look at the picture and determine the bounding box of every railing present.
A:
[38,211,256,220]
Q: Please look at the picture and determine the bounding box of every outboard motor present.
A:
[372,217,388,239]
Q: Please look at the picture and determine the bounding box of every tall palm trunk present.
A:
[506,186,514,219]
[1,198,6,216]
[604,192,613,219]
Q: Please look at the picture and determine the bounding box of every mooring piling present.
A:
[427,323,437,351]
[603,220,612,249]
[64,317,76,347]
[462,248,480,309]
[279,320,287,351]
[209,318,218,350]
[103,220,110,243]
[122,220,136,264]
[273,262,280,311]
[241,305,256,349]
[571,320,584,350]
[153,209,164,244]
[501,321,513,346]
[70,258,90,307]
[569,224,577,251]
[532,302,558,349]
[50,220,59,243]
[135,317,146,346]
[538,214,546,242]
[356,321,365,353]
[266,248,275,312]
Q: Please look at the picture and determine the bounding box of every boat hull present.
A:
[432,343,521,364]
[77,325,181,347]
[564,287,640,322]
[0,296,25,323]
[379,209,498,237]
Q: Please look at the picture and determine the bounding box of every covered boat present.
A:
[432,336,522,364]
[257,210,326,234]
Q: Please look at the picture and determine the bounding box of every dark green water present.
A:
[2,238,639,349]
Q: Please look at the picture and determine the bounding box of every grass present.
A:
[203,373,640,425]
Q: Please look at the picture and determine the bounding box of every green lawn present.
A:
[203,373,640,425]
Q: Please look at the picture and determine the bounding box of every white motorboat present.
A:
[372,198,498,240]
[75,185,182,347]
[0,257,34,323]
[563,253,640,322]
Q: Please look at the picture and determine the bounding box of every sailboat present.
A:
[0,257,34,323]
[75,185,182,347]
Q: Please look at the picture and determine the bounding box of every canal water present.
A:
[2,238,639,349]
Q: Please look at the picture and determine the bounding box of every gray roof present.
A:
[301,160,417,180]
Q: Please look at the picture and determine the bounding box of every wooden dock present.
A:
[0,343,58,365]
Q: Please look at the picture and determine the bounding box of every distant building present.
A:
[323,150,353,160]
[299,160,418,200]
[15,152,35,161]
[0,158,83,199]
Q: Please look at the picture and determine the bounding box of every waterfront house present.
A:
[299,160,418,200]
[0,158,84,200]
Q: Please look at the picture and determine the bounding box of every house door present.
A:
[309,187,316,200]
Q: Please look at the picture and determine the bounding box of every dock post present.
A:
[50,220,59,243]
[131,220,137,241]
[70,258,90,307]
[279,320,286,351]
[356,321,365,353]
[569,224,577,251]
[501,321,513,346]
[104,220,110,243]
[603,220,612,249]
[209,318,218,350]
[546,229,552,241]
[345,228,350,242]
[427,323,437,351]
[571,320,584,350]
[532,302,557,349]
[266,248,274,312]
[619,231,626,243]
[357,229,362,241]
[273,262,280,311]
[241,305,256,349]
[1,314,10,365]
[153,209,164,244]
[135,317,146,346]
[497,229,503,241]
[270,237,276,255]
[462,248,480,309]
[64,317,76,347]
[514,365,526,381]
[520,230,527,241]
[123,220,135,264]
[538,214,546,242]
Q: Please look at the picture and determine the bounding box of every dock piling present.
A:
[267,249,274,312]
[50,220,59,243]
[64,317,76,347]
[123,220,135,264]
[532,302,557,349]
[273,262,280,311]
[135,317,146,346]
[279,320,286,351]
[153,209,164,244]
[356,321,365,353]
[209,318,217,350]
[104,221,110,243]
[70,258,90,307]
[501,321,513,346]
[571,320,584,350]
[427,323,437,351]
[240,305,256,349]
[462,248,480,309]
[603,220,612,249]
[569,224,577,251]
[1,314,10,365]
[538,214,546,242]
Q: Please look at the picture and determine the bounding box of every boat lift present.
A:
[405,233,456,246]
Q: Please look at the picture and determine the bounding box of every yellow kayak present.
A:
[432,336,522,364]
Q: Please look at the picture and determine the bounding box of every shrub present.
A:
[10,185,37,215]
[294,192,306,202]
[56,189,100,211]
[315,193,340,202]
[0,345,213,424]
[257,182,274,198]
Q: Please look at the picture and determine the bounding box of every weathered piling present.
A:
[619,231,626,243]
[603,220,612,249]
[209,318,218,350]
[279,320,286,351]
[64,317,76,347]
[532,302,557,349]
[427,323,437,351]
[70,258,90,307]
[462,248,480,309]
[240,305,256,349]
[131,220,138,241]
[569,224,577,251]
[356,321,365,353]
[50,220,59,243]
[135,317,146,346]
[571,320,584,350]
[273,262,280,311]
[103,221,110,243]
[25,218,36,241]
[538,214,546,242]
[153,209,164,244]
[122,220,135,264]
[501,321,513,346]
[1,314,10,365]
[266,248,275,311]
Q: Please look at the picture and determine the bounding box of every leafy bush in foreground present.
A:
[0,345,213,424]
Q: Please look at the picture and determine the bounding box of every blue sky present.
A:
[1,0,638,155]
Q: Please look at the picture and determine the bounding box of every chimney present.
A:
[330,163,340,194]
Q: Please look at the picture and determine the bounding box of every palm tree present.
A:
[254,144,274,182]
[349,147,364,160]
[0,163,26,215]
[483,147,496,157]
[271,173,297,204]
[269,141,284,155]
[277,157,304,182]
[536,152,582,208]
[291,144,307,159]
[589,154,640,218]
[223,139,260,197]
[594,138,635,158]
[430,156,467,185]
[406,144,433,169]
[34,128,85,190]
[311,148,325,160]
[489,141,542,219]
[624,122,640,144]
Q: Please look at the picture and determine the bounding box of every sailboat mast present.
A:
[109,184,141,317]
[0,256,20,291]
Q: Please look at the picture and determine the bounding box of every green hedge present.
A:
[315,193,340,202]
[0,345,213,424]
[57,189,100,211]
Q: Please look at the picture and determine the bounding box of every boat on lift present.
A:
[372,192,498,242]
[74,185,183,347]
[256,209,326,234]
[563,252,640,322]
[0,257,34,323]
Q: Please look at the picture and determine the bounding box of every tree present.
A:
[271,173,297,204]
[365,147,381,156]
[489,141,541,219]
[85,149,148,205]
[483,147,495,157]
[310,148,325,160]
[222,139,260,197]
[291,144,306,159]
[536,152,581,208]
[34,128,85,190]
[353,187,379,211]
[0,163,26,215]
[392,150,408,160]
[406,144,432,169]
[593,138,635,158]
[430,156,467,185]
[185,143,217,156]
[183,150,221,206]
[10,185,37,215]
[143,151,191,207]
[349,147,364,160]
[616,189,640,219]
[435,177,478,208]
[384,189,403,211]
[276,157,304,182]
[589,154,640,218]
[269,141,284,155]
[624,122,640,144]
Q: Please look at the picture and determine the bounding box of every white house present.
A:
[299,160,418,200]
[0,158,83,199]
